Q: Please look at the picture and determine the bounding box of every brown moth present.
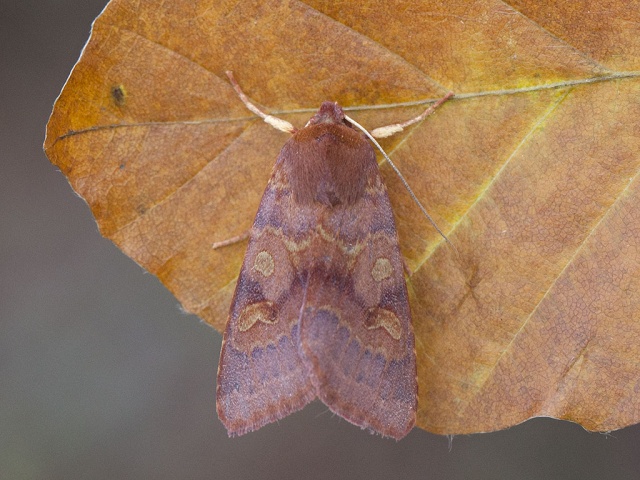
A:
[217,72,452,440]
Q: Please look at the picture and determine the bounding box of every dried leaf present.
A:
[45,0,640,435]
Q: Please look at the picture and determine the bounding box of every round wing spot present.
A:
[237,301,277,332]
[253,251,275,277]
[371,257,392,282]
[365,308,402,340]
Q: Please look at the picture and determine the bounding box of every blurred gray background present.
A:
[2,1,640,479]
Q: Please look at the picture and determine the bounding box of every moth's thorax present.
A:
[281,103,377,207]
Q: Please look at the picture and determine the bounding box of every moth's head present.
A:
[305,101,348,128]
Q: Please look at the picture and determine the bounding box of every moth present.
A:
[217,72,452,440]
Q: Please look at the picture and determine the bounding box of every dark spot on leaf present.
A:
[111,84,126,106]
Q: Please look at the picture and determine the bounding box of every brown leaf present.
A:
[45,0,640,435]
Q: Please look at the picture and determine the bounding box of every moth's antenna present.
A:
[344,96,455,250]
[370,92,454,138]
[226,71,296,134]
